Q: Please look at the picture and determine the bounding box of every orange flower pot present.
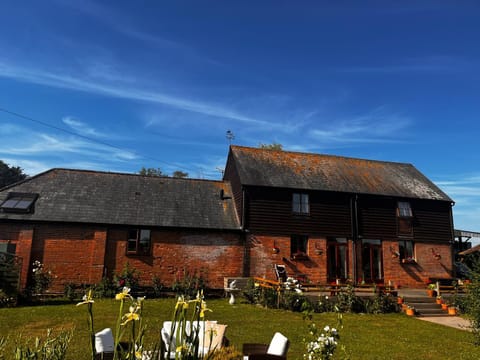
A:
[448,307,457,316]
[406,308,415,316]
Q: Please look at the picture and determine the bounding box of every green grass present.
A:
[0,298,479,359]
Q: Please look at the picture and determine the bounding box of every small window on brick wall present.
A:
[127,229,151,256]
[291,234,308,259]
[399,239,415,263]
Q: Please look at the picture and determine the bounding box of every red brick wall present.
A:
[248,233,453,288]
[106,229,244,289]
[0,223,34,289]
[247,234,330,284]
[383,240,453,288]
[1,221,452,291]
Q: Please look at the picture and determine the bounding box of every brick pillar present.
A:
[16,227,34,290]
[89,229,107,284]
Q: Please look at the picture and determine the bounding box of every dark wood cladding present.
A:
[244,186,352,237]
[413,200,453,243]
[358,196,452,243]
[358,197,397,239]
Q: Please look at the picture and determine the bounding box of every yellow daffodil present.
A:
[76,289,94,306]
[175,296,187,310]
[200,300,212,318]
[121,305,140,325]
[115,286,132,301]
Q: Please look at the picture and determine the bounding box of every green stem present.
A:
[114,299,125,360]
[88,303,95,360]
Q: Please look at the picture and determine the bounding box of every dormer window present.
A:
[292,193,309,214]
[0,193,38,213]
[397,201,412,218]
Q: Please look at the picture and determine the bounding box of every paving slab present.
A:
[417,315,472,331]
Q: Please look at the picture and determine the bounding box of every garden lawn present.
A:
[0,298,479,359]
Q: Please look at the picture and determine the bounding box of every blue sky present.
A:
[1,1,480,235]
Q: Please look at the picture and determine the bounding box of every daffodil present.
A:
[76,289,94,306]
[121,305,140,325]
[115,286,132,301]
[200,299,212,318]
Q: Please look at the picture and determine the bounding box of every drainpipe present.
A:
[242,188,250,277]
[351,194,359,285]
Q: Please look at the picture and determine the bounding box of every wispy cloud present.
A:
[0,122,139,175]
[0,61,283,129]
[62,116,106,138]
[435,175,480,232]
[308,107,411,145]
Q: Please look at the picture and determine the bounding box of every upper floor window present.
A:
[292,193,309,214]
[397,201,412,218]
[127,229,151,256]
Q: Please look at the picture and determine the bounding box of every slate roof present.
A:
[229,146,453,202]
[0,169,241,230]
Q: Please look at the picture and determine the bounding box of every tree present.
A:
[259,142,283,150]
[138,167,188,178]
[172,171,188,178]
[0,160,27,188]
[138,167,164,177]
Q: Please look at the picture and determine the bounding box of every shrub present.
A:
[94,276,116,298]
[31,261,53,294]
[115,262,140,291]
[335,285,363,313]
[364,294,397,314]
[280,291,313,312]
[460,258,480,345]
[152,275,165,298]
[0,289,16,308]
[172,268,207,299]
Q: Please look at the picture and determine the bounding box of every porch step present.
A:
[404,295,446,317]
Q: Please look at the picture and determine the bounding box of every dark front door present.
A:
[327,238,348,282]
[361,239,383,283]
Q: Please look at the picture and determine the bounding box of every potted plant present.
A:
[441,302,448,311]
[436,295,443,304]
[448,306,457,316]
[426,283,437,297]
[397,296,404,304]
[406,305,415,316]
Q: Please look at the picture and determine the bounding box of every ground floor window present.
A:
[399,239,415,263]
[327,237,348,282]
[361,239,383,283]
[127,229,151,255]
[291,234,308,259]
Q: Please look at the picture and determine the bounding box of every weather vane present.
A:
[226,130,235,145]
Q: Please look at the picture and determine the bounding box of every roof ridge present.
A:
[230,145,414,167]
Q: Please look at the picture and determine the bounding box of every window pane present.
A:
[127,230,138,252]
[398,202,412,217]
[139,230,151,254]
[292,193,300,212]
[301,194,309,213]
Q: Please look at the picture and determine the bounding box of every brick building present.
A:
[0,146,455,291]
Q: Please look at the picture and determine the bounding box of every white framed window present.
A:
[397,201,412,218]
[127,229,151,255]
[292,193,309,214]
